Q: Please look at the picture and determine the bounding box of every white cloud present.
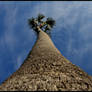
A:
[16,55,23,69]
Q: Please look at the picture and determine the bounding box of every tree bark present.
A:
[0,29,92,91]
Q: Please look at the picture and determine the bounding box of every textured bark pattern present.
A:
[0,30,92,91]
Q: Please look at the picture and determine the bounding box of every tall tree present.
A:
[0,14,92,91]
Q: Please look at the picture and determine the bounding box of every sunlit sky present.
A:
[0,1,92,84]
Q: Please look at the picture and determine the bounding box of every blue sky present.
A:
[0,1,92,84]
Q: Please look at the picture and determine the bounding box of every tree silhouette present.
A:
[28,13,56,37]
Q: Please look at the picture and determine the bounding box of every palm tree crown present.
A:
[28,13,56,37]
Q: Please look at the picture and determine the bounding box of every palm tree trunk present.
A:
[0,28,92,91]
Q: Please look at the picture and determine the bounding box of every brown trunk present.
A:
[0,30,92,91]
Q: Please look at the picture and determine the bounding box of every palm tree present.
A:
[28,13,56,36]
[0,14,92,91]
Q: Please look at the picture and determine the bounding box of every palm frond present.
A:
[28,17,35,29]
[46,17,56,28]
[37,13,45,22]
